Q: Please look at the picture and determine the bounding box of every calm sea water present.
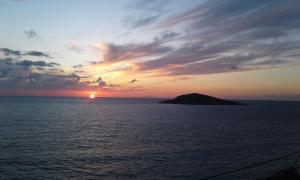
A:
[0,97,300,179]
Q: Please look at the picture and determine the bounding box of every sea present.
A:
[0,96,300,179]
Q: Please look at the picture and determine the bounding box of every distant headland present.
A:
[159,93,242,105]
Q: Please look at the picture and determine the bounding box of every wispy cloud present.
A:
[122,14,161,29]
[122,0,171,29]
[114,0,300,76]
[23,51,51,58]
[0,48,21,56]
[24,30,38,38]
[16,60,58,68]
[127,0,168,12]
[73,64,83,69]
[93,42,172,63]
[128,79,138,83]
[0,48,51,58]
[67,41,84,53]
[88,61,103,65]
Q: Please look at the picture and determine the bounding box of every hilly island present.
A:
[159,93,243,105]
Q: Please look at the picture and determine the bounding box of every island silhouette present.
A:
[159,93,242,105]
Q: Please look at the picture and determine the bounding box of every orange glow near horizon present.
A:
[0,67,299,100]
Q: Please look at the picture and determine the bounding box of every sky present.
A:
[0,0,300,100]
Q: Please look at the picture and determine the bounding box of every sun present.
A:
[89,94,95,99]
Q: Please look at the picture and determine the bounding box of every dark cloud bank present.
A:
[114,0,300,75]
[0,48,50,58]
[0,48,136,92]
[0,48,105,91]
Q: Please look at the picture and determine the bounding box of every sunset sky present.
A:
[0,0,300,99]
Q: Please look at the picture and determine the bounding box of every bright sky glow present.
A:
[0,0,300,100]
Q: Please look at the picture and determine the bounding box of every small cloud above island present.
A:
[128,79,138,83]
[24,30,38,38]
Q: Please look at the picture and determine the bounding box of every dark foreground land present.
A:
[264,167,300,180]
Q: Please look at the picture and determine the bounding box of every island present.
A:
[159,93,242,105]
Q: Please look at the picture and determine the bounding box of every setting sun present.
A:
[89,94,95,99]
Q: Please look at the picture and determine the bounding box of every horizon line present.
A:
[0,94,300,102]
